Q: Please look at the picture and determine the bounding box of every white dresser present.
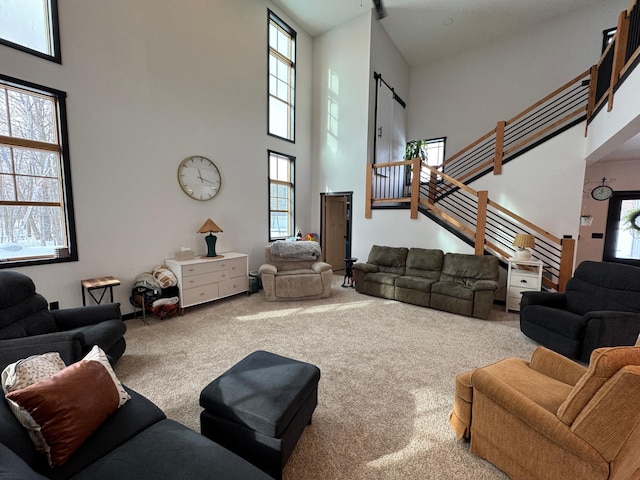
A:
[506,258,544,312]
[165,252,248,313]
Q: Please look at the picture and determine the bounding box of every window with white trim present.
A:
[0,74,77,266]
[0,0,61,63]
[268,10,295,142]
[268,151,294,240]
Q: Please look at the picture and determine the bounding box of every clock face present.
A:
[591,185,613,201]
[177,156,221,201]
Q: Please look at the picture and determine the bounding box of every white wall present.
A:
[310,13,372,234]
[407,0,628,156]
[0,0,313,312]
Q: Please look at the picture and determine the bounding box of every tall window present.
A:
[268,10,295,142]
[0,0,61,63]
[0,74,76,266]
[268,151,294,240]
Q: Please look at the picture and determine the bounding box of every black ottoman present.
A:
[199,350,321,480]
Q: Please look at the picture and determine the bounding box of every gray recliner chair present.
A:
[258,243,332,301]
[0,270,126,370]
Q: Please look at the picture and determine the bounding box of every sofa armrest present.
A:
[529,347,587,386]
[580,311,640,362]
[0,332,85,369]
[52,303,121,330]
[471,280,498,292]
[311,262,332,274]
[520,291,567,310]
[258,264,277,276]
[352,263,378,273]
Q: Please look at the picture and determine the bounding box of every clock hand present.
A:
[197,169,204,182]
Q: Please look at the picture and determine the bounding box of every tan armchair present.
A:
[451,345,640,480]
[258,244,332,301]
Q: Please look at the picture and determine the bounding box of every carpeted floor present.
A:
[115,274,538,479]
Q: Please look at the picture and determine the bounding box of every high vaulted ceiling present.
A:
[271,0,612,66]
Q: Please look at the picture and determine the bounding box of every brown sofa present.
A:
[258,243,333,301]
[451,345,640,480]
[352,245,499,319]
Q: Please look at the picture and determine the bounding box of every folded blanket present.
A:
[271,240,321,260]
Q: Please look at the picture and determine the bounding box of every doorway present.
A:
[320,192,353,272]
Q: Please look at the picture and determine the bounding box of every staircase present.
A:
[365,0,640,292]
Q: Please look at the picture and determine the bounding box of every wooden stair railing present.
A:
[437,69,591,188]
[366,159,575,292]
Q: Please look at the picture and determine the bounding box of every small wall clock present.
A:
[177,155,221,201]
[590,180,613,201]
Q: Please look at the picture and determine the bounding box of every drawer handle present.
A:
[520,279,528,284]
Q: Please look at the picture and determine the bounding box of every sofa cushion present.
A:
[367,245,408,275]
[439,253,499,285]
[405,248,443,280]
[71,419,273,480]
[431,282,475,300]
[0,443,48,480]
[364,272,401,286]
[557,345,640,425]
[395,275,436,292]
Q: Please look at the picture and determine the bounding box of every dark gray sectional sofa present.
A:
[353,245,499,320]
[0,384,272,480]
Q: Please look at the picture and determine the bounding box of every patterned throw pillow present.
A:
[1,352,67,454]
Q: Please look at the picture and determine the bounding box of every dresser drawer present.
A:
[224,257,248,279]
[181,271,227,289]
[182,261,227,277]
[183,283,220,306]
[219,277,248,297]
[510,272,539,289]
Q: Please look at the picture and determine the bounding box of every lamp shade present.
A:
[198,218,223,234]
[513,233,535,249]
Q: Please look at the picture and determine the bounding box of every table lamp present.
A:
[198,218,223,258]
[513,233,535,260]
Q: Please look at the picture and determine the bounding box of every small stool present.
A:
[342,257,357,287]
[200,350,321,480]
[81,276,120,306]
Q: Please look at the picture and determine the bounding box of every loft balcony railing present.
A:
[588,0,640,118]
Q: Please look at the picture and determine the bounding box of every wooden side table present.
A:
[81,276,121,306]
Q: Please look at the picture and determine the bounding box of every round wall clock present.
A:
[177,155,221,201]
[591,184,613,201]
